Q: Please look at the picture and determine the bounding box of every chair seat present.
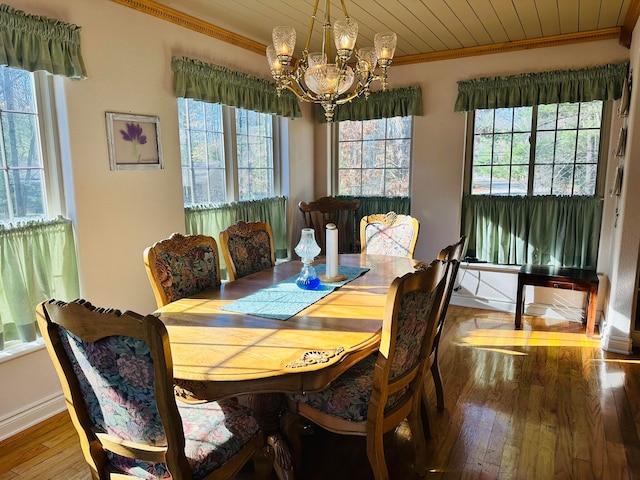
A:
[287,355,407,422]
[108,398,260,479]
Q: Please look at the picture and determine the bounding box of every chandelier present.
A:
[266,0,397,122]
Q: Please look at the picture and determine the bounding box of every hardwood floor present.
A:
[2,306,639,479]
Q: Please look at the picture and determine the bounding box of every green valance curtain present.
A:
[172,56,301,119]
[0,217,80,348]
[185,196,288,276]
[455,62,629,112]
[318,86,423,123]
[0,4,87,79]
[462,195,602,268]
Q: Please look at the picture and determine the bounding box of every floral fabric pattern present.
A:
[154,245,219,302]
[58,326,259,479]
[227,229,274,278]
[364,223,416,258]
[288,289,435,422]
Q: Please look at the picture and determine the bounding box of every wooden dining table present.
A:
[156,253,418,479]
[156,253,419,401]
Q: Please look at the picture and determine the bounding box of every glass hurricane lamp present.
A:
[294,228,322,290]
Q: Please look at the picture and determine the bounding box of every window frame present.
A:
[330,116,414,197]
[178,98,282,206]
[463,101,613,197]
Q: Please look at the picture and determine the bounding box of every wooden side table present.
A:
[515,264,599,337]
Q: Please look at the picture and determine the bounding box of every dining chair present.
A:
[143,232,221,308]
[359,211,420,259]
[285,259,447,480]
[298,196,361,254]
[416,235,466,434]
[219,221,276,282]
[36,298,274,480]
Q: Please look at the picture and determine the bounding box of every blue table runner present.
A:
[220,264,370,321]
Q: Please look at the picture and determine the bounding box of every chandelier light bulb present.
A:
[374,31,397,62]
[266,46,283,72]
[333,17,358,53]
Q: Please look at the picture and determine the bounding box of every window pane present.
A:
[537,104,557,130]
[513,107,533,132]
[337,116,411,196]
[207,170,226,203]
[551,164,575,195]
[535,131,555,164]
[557,103,579,130]
[338,169,361,195]
[362,140,385,168]
[236,109,274,201]
[471,166,492,194]
[474,109,493,134]
[512,133,530,164]
[555,130,577,161]
[493,134,512,165]
[510,165,528,195]
[473,135,492,165]
[574,164,597,195]
[0,67,46,223]
[576,129,600,164]
[362,119,386,140]
[579,101,603,128]
[533,164,553,195]
[494,108,513,133]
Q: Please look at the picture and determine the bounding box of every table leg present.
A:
[515,275,525,330]
[586,287,598,338]
[248,393,295,480]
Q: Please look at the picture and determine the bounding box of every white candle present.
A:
[326,223,339,279]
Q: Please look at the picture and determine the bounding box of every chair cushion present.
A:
[364,223,416,257]
[155,246,219,302]
[108,399,260,480]
[288,354,407,422]
[59,326,259,479]
[227,230,273,278]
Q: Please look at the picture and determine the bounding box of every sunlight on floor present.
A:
[457,328,601,348]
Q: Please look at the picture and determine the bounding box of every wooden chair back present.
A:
[298,197,361,254]
[219,221,276,282]
[286,260,447,478]
[360,212,420,258]
[143,233,221,308]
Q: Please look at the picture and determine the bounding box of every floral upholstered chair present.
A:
[219,221,275,282]
[36,299,274,480]
[360,212,420,259]
[143,233,221,308]
[285,260,447,479]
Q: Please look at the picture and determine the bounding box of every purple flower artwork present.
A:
[120,123,148,157]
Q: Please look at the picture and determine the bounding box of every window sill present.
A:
[460,262,521,274]
[0,338,45,364]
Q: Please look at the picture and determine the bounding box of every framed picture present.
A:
[106,112,163,170]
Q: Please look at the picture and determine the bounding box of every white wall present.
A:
[0,0,315,440]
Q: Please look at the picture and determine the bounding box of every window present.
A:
[468,100,606,196]
[0,66,54,223]
[178,98,278,206]
[334,116,412,196]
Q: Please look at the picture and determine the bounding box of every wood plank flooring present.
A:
[2,306,639,479]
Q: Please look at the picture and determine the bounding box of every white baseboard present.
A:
[0,392,66,442]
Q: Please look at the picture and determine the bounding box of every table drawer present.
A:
[541,280,575,290]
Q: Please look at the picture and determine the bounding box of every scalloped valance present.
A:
[172,56,301,119]
[0,4,87,79]
[455,62,629,112]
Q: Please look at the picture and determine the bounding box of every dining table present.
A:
[155,253,419,479]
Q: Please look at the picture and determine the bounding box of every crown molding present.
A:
[620,0,640,48]
[111,1,623,67]
[110,0,266,56]
[393,28,622,66]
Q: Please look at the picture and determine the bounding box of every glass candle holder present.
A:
[294,228,321,290]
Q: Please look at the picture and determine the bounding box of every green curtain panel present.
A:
[461,195,602,268]
[318,86,423,123]
[185,196,288,271]
[172,56,301,119]
[336,195,411,224]
[0,4,87,79]
[455,62,629,112]
[0,217,80,348]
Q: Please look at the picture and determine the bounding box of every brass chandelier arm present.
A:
[303,0,321,54]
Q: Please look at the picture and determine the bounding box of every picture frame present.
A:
[106,112,163,170]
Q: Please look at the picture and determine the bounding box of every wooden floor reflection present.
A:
[2,306,640,479]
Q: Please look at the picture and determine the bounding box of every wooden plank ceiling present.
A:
[112,0,638,64]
